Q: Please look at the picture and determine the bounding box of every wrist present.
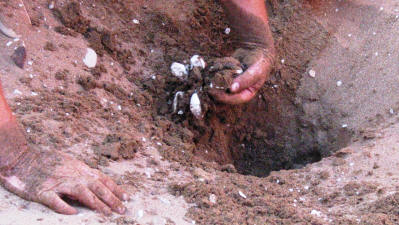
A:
[221,0,274,50]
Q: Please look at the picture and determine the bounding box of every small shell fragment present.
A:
[171,62,188,78]
[209,194,217,204]
[190,55,206,69]
[190,92,202,119]
[83,48,97,68]
[238,190,247,199]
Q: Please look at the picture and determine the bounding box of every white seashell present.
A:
[170,62,188,78]
[190,55,206,69]
[83,48,97,68]
[190,93,202,119]
[0,20,20,38]
[172,91,184,113]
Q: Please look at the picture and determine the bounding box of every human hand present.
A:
[212,0,276,104]
[0,122,128,215]
[210,48,274,104]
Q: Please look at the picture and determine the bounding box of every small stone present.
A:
[11,46,26,69]
[133,19,140,24]
[83,48,97,68]
[337,80,343,87]
[224,27,231,35]
[13,89,22,95]
[209,194,217,204]
[309,69,316,78]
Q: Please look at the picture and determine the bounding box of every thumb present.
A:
[230,56,272,93]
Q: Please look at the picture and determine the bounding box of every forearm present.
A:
[0,83,14,125]
[0,83,30,173]
[220,0,274,49]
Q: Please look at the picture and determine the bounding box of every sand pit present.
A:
[1,0,399,224]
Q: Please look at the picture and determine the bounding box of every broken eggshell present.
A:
[190,55,206,70]
[190,92,203,119]
[170,62,188,78]
[172,91,185,113]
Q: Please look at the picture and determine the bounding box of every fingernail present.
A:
[232,82,239,91]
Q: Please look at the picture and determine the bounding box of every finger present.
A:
[100,175,129,201]
[38,191,77,215]
[210,88,256,105]
[89,181,126,214]
[210,79,265,104]
[230,56,272,93]
[72,185,112,216]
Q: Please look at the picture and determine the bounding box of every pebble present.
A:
[13,89,22,95]
[209,194,217,204]
[336,80,343,87]
[311,210,322,217]
[309,69,316,78]
[133,19,140,24]
[83,48,97,68]
[11,46,27,69]
[224,27,231,35]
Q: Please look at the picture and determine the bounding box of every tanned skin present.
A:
[0,83,129,215]
[0,0,274,216]
[211,0,276,104]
